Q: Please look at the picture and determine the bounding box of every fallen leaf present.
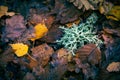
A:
[106,16,119,21]
[10,43,28,57]
[101,29,114,45]
[103,27,120,37]
[28,14,43,25]
[107,6,120,21]
[30,23,48,41]
[65,19,80,28]
[76,44,101,65]
[107,62,120,72]
[31,43,54,66]
[1,15,27,43]
[0,6,8,17]
[40,24,63,43]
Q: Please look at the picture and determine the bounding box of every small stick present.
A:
[27,53,37,62]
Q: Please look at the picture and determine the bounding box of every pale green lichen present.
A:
[56,13,102,55]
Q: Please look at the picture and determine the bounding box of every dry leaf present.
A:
[1,15,27,43]
[104,28,120,37]
[107,62,120,72]
[101,29,114,45]
[10,43,28,57]
[107,6,120,21]
[31,43,54,66]
[76,44,101,65]
[40,24,63,43]
[65,19,80,28]
[0,6,8,17]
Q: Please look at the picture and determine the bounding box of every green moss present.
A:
[56,13,102,55]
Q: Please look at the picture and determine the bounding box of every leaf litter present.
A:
[0,0,120,80]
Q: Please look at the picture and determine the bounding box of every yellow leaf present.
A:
[0,6,8,17]
[10,43,28,57]
[107,6,120,21]
[30,23,48,41]
[99,6,105,14]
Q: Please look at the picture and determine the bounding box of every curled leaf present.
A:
[10,43,28,57]
[30,23,48,41]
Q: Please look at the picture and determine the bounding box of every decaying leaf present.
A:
[76,44,101,65]
[107,62,120,72]
[10,43,28,57]
[30,23,48,41]
[1,15,27,43]
[31,43,54,66]
[40,24,63,43]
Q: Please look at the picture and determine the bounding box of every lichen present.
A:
[56,13,102,55]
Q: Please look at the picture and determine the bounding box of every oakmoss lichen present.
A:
[56,13,102,55]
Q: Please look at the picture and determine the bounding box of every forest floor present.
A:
[0,0,120,80]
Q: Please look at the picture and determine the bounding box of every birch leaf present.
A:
[10,43,28,57]
[30,23,48,41]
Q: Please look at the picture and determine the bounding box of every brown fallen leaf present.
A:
[101,29,114,45]
[103,28,120,37]
[75,44,101,65]
[31,43,54,67]
[40,24,63,43]
[50,48,69,68]
[65,19,80,28]
[0,6,8,17]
